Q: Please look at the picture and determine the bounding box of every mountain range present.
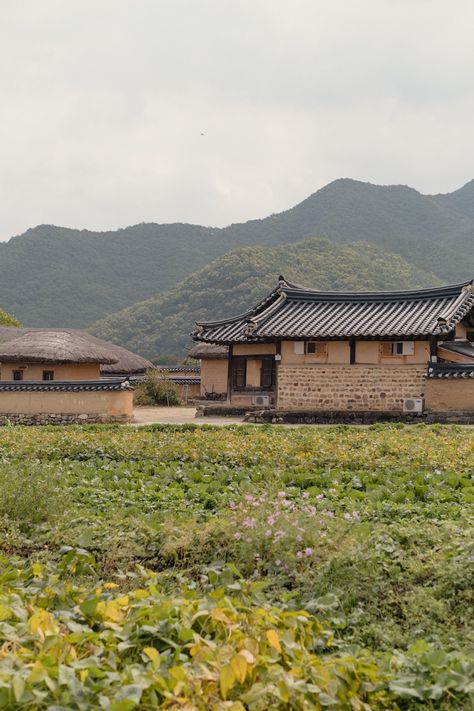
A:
[0,178,472,356]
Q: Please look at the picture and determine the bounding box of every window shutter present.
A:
[380,342,392,356]
[403,341,415,355]
[294,342,304,355]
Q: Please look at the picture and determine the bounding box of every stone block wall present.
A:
[277,364,426,411]
[0,413,131,426]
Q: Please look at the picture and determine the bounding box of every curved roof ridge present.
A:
[195,283,284,329]
[281,280,473,302]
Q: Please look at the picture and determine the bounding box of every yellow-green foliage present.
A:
[0,424,472,708]
[0,309,20,327]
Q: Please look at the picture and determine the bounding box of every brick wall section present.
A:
[277,364,426,411]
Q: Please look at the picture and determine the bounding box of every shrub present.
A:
[134,369,181,406]
[0,461,66,531]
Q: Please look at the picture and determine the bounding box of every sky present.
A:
[1,0,474,239]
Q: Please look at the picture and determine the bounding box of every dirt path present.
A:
[132,406,245,426]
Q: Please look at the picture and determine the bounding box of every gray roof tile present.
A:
[193,280,474,343]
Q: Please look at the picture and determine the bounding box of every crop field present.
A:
[0,423,472,709]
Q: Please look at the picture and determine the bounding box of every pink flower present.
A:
[244,495,254,502]
[296,550,303,558]
[267,515,276,526]
[265,529,272,537]
[304,547,314,557]
[243,517,256,529]
[234,532,242,540]
[275,559,282,566]
[277,491,286,498]
[316,493,325,501]
[229,501,237,510]
[302,491,310,499]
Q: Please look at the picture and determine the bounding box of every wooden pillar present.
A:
[274,340,281,407]
[350,337,356,365]
[226,344,233,403]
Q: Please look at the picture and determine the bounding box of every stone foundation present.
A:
[245,409,474,425]
[0,413,131,426]
[277,364,426,411]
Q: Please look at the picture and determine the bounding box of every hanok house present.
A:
[191,278,474,421]
[0,328,147,424]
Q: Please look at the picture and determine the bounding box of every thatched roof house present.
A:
[0,328,152,373]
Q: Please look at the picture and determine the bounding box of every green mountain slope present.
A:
[90,238,440,358]
[0,178,472,327]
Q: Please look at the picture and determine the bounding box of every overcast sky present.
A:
[1,0,474,239]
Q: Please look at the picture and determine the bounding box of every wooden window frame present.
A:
[12,369,24,381]
[231,355,275,392]
[304,341,327,356]
[42,370,54,381]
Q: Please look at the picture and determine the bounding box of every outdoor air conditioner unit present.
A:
[403,398,424,413]
[253,395,271,407]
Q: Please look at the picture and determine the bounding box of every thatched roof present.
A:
[188,343,228,360]
[97,340,153,374]
[0,327,152,372]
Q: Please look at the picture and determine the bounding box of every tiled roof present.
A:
[193,279,474,343]
[427,363,474,379]
[438,340,474,360]
[0,379,132,392]
[167,377,200,385]
[156,365,201,373]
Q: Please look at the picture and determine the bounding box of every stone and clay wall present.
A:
[277,364,426,411]
[0,389,133,424]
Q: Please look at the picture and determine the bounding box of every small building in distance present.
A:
[191,278,474,422]
[0,328,148,424]
[155,365,201,402]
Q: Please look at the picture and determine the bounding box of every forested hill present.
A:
[0,178,473,328]
[90,238,440,358]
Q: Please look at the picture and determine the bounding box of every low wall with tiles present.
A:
[0,389,133,424]
[277,364,426,411]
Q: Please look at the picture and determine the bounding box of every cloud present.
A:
[0,0,473,238]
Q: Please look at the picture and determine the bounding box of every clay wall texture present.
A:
[0,362,100,381]
[200,359,228,397]
[0,389,133,419]
[425,379,474,412]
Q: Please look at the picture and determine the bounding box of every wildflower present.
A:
[275,559,282,566]
[267,514,276,526]
[316,493,325,501]
[273,530,285,541]
[229,501,237,510]
[304,547,314,557]
[277,491,286,498]
[297,534,303,542]
[234,532,242,540]
[244,494,254,502]
[255,554,260,560]
[243,517,256,529]
[265,529,272,537]
[320,531,327,538]
[296,550,303,558]
[302,491,310,499]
